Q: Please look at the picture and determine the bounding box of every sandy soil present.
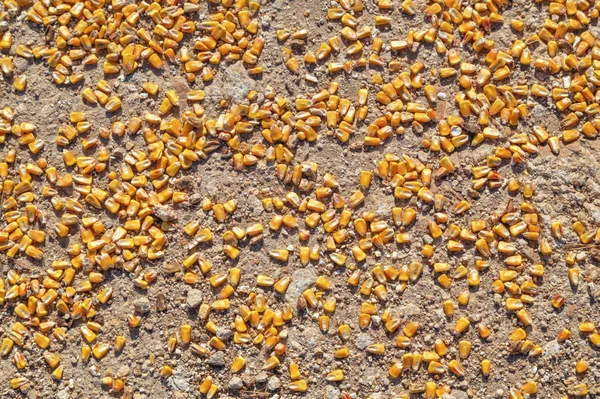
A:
[1,0,600,398]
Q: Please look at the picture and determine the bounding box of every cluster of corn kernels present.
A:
[3,0,600,397]
[1,0,265,86]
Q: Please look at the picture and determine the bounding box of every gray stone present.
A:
[171,370,193,392]
[542,340,562,357]
[134,297,151,314]
[117,365,131,378]
[285,268,317,305]
[228,377,243,391]
[255,372,268,383]
[443,391,469,399]
[325,385,341,399]
[153,204,178,221]
[355,332,373,350]
[13,58,29,75]
[186,289,203,308]
[216,327,233,341]
[267,376,281,391]
[208,351,226,367]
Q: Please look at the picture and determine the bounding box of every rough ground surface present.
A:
[1,0,600,398]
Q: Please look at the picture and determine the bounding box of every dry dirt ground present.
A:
[1,0,600,398]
